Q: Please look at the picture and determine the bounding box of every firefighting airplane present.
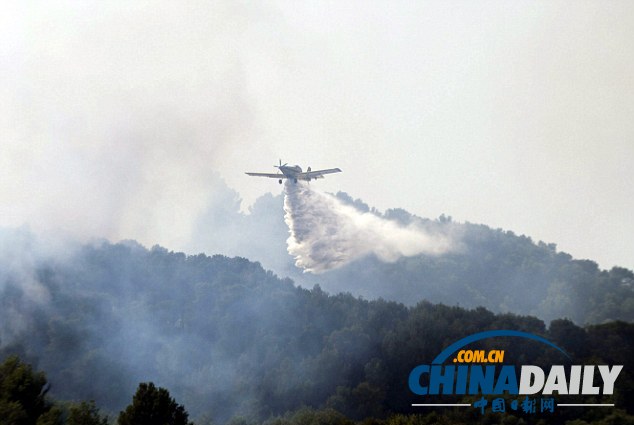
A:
[246,160,342,184]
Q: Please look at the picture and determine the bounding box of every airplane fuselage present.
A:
[279,165,307,181]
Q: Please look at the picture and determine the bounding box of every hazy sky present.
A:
[2,1,633,270]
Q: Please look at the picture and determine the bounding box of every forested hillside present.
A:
[190,189,634,324]
[0,231,632,424]
[314,199,634,324]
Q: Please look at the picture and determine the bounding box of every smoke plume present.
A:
[284,181,456,273]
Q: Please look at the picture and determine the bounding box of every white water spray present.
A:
[283,182,456,273]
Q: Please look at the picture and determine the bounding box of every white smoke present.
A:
[284,181,457,273]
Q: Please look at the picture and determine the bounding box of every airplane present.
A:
[246,160,342,184]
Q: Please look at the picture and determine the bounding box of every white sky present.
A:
[1,1,633,270]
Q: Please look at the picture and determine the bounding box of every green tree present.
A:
[35,406,62,425]
[118,382,192,425]
[0,355,53,425]
[67,401,108,425]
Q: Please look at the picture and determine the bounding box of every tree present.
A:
[34,406,62,425]
[0,355,53,425]
[67,401,108,425]
[118,382,192,425]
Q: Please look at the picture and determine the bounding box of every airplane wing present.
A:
[245,172,286,178]
[301,168,342,179]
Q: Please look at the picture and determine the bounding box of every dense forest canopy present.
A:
[0,227,632,424]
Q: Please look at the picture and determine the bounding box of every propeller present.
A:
[274,159,288,168]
